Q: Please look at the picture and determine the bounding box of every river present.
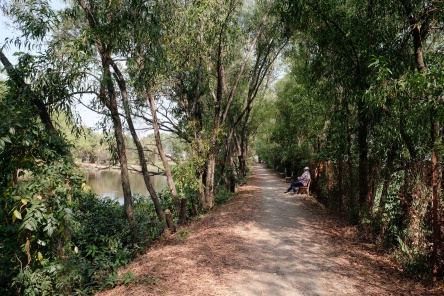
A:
[85,170,167,204]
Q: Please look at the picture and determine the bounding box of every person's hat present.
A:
[304,167,309,170]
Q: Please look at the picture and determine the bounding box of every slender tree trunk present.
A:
[431,121,441,281]
[203,139,217,210]
[357,99,369,215]
[346,106,357,222]
[239,114,250,179]
[147,90,186,225]
[108,90,138,243]
[111,63,168,232]
[77,0,138,243]
[338,158,343,214]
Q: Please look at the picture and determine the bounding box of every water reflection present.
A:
[85,170,167,204]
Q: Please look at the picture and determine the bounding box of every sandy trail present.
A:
[97,164,438,296]
[224,165,360,295]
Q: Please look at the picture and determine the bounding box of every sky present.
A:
[0,1,101,128]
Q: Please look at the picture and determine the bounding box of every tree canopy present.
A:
[1,0,443,294]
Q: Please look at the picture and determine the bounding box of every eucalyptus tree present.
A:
[65,0,195,235]
[120,0,187,225]
[267,0,444,277]
[2,0,144,242]
[396,0,444,280]
[162,0,275,210]
[0,1,94,292]
[7,0,174,239]
[230,6,289,180]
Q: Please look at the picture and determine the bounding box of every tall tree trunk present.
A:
[401,2,441,278]
[338,158,343,214]
[239,106,251,179]
[147,90,186,225]
[107,83,138,243]
[203,136,217,210]
[346,103,357,222]
[201,9,269,210]
[77,0,138,243]
[110,62,168,232]
[357,99,369,215]
[431,120,441,281]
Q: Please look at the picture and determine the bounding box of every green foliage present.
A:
[214,188,236,205]
[395,237,430,278]
[1,167,169,295]
[6,188,168,295]
[171,161,201,203]
[175,229,190,242]
[12,265,58,296]
[133,195,164,245]
[253,0,444,279]
[101,271,139,289]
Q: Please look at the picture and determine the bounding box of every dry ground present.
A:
[97,164,443,296]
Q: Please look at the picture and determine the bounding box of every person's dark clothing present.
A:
[286,181,304,193]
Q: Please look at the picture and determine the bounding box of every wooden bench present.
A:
[297,179,311,195]
[285,175,292,183]
[285,171,293,183]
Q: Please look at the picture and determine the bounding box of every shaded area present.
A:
[97,164,440,296]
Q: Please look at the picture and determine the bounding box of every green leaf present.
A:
[37,239,47,246]
[2,136,12,143]
[13,210,22,220]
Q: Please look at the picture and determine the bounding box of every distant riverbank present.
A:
[76,162,164,175]
[79,162,168,202]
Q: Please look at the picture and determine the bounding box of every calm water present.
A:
[85,170,167,204]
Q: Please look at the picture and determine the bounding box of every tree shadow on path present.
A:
[97,163,441,296]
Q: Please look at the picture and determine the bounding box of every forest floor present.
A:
[97,163,443,296]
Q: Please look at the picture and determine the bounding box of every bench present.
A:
[297,179,311,195]
[285,171,293,183]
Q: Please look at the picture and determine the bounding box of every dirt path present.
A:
[98,164,440,296]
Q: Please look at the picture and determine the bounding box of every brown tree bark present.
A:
[105,74,138,244]
[431,121,441,281]
[77,0,138,243]
[110,62,168,232]
[400,0,441,278]
[164,209,176,234]
[146,90,186,225]
[357,99,369,214]
[202,10,269,210]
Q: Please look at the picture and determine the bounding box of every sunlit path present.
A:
[225,164,361,295]
[97,163,435,296]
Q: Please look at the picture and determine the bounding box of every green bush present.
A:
[3,186,166,295]
[133,194,165,245]
[215,188,235,205]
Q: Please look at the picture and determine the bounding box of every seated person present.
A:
[285,167,311,193]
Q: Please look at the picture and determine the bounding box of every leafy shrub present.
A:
[395,236,430,278]
[215,188,235,205]
[133,195,164,245]
[71,192,132,248]
[171,161,201,216]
